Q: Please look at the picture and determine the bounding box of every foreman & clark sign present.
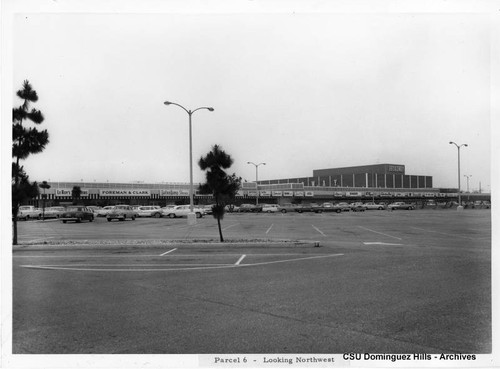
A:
[99,189,151,196]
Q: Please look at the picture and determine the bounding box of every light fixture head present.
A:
[207,107,214,112]
[164,101,172,105]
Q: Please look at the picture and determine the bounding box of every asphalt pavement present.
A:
[11,209,491,354]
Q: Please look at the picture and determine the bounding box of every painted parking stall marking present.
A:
[160,248,177,256]
[235,255,246,265]
[18,252,344,272]
[312,225,326,237]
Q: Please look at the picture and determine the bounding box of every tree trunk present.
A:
[13,218,18,245]
[217,216,224,242]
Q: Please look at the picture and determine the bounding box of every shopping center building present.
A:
[29,163,471,207]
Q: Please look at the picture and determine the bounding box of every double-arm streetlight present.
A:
[449,141,468,207]
[247,162,266,205]
[164,101,214,222]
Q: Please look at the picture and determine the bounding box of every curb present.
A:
[13,239,321,251]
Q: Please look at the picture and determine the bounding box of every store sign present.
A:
[100,189,151,196]
[305,191,314,197]
[272,191,283,197]
[346,191,362,197]
[283,191,294,197]
[334,192,344,197]
[260,191,271,197]
[248,191,258,197]
[388,165,404,173]
[56,189,89,196]
[294,191,304,197]
[161,189,180,196]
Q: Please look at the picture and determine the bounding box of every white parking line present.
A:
[358,226,402,240]
[19,253,344,272]
[160,248,177,256]
[266,224,274,234]
[235,255,246,265]
[312,225,326,237]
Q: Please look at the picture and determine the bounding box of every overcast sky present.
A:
[7,1,498,191]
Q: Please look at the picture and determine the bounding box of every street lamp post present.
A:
[164,101,214,224]
[449,141,468,209]
[247,162,266,205]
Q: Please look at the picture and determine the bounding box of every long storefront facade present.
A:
[29,163,489,207]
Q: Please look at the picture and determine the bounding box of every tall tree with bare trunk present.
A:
[12,80,49,245]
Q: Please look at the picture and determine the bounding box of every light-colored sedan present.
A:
[262,204,280,213]
[17,206,42,220]
[43,206,66,218]
[163,205,205,218]
[106,205,138,221]
[161,205,177,215]
[363,202,386,210]
[96,206,115,217]
[136,206,163,218]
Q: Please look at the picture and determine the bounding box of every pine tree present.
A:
[12,80,49,245]
[198,145,241,242]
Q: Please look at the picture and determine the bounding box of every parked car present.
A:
[350,202,367,212]
[60,206,94,223]
[17,205,42,220]
[320,202,343,213]
[388,202,415,210]
[161,205,177,215]
[261,204,280,213]
[87,206,102,218]
[224,204,240,213]
[136,206,163,218]
[96,206,115,217]
[482,201,491,209]
[201,204,215,215]
[106,205,138,221]
[336,202,352,212]
[425,200,437,209]
[162,205,205,218]
[279,203,299,213]
[43,206,66,218]
[364,202,386,210]
[293,203,320,213]
[240,203,258,212]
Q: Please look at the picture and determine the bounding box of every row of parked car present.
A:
[227,201,415,213]
[16,204,209,223]
[17,199,492,223]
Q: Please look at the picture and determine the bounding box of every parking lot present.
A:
[12,209,491,354]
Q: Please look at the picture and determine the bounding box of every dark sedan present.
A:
[60,206,94,223]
